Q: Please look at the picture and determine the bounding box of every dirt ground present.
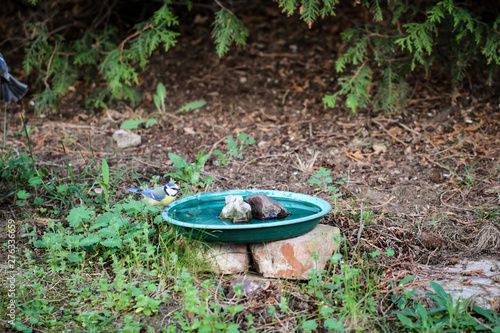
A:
[3,4,500,278]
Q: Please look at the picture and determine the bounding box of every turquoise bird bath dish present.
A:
[162,189,331,243]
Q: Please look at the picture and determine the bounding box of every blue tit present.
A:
[126,183,180,207]
[0,53,28,103]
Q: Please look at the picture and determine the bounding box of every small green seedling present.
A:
[214,133,255,166]
[177,100,207,113]
[308,167,344,208]
[165,148,214,188]
[95,159,110,205]
[16,189,31,206]
[308,167,333,191]
[120,118,158,130]
[153,82,167,114]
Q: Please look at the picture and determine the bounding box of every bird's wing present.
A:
[8,76,28,98]
[0,80,7,102]
[0,54,8,77]
[0,54,28,103]
[139,187,166,201]
[0,78,17,103]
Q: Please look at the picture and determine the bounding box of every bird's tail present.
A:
[0,75,28,103]
[126,188,142,193]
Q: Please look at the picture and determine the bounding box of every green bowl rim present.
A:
[162,189,331,230]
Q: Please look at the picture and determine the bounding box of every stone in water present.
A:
[245,193,291,220]
[219,195,252,224]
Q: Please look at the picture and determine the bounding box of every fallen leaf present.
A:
[372,143,387,154]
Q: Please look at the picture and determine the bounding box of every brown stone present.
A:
[244,193,290,220]
[250,224,341,280]
[418,232,445,250]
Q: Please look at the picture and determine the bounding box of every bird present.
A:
[126,183,181,207]
[0,53,29,103]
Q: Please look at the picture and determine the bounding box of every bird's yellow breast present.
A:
[143,195,176,207]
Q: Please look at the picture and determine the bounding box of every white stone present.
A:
[220,195,252,223]
[250,224,341,280]
[113,129,141,148]
[201,243,250,275]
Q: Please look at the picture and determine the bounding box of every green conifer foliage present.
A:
[20,0,499,114]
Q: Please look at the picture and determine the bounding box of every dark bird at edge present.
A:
[0,53,28,103]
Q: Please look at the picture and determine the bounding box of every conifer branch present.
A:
[214,0,234,16]
[119,22,154,61]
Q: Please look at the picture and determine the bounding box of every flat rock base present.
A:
[250,224,341,280]
[200,243,250,275]
[410,259,500,310]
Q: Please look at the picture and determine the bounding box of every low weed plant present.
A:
[395,281,500,332]
[153,82,167,114]
[308,167,344,208]
[177,100,207,113]
[120,117,159,130]
[213,133,255,166]
[165,148,213,189]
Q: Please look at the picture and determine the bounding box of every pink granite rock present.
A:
[250,224,340,279]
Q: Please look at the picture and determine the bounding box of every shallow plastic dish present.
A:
[162,190,331,243]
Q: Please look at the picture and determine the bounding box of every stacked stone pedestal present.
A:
[193,224,340,279]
